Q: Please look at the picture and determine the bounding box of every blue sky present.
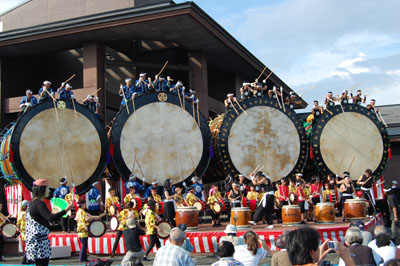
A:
[2,0,400,107]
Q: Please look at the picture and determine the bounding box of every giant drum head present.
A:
[311,104,389,179]
[217,97,307,181]
[110,92,211,184]
[10,100,108,194]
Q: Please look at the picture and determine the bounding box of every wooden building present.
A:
[0,0,305,127]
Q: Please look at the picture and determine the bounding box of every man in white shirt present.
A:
[153,227,195,266]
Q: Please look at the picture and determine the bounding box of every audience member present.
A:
[339,227,377,266]
[121,218,145,266]
[212,241,244,266]
[384,185,400,245]
[271,231,290,266]
[369,225,396,264]
[233,231,269,266]
[351,221,372,245]
[286,226,355,266]
[384,259,400,266]
[153,227,195,266]
[220,225,244,246]
[373,233,397,265]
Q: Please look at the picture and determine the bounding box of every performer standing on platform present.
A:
[185,186,197,207]
[224,93,239,114]
[53,177,70,232]
[207,186,222,227]
[277,177,290,223]
[238,174,248,197]
[357,169,376,215]
[153,75,170,92]
[246,184,260,201]
[144,181,163,199]
[20,90,38,112]
[57,83,74,100]
[163,179,176,227]
[192,176,205,201]
[26,179,72,266]
[105,188,120,216]
[296,180,307,224]
[250,172,275,228]
[352,89,366,105]
[86,181,102,216]
[136,73,151,93]
[112,201,138,257]
[125,174,146,196]
[324,91,336,109]
[228,183,242,208]
[82,95,99,114]
[340,175,355,221]
[124,186,139,208]
[174,187,186,207]
[143,200,160,261]
[339,90,350,104]
[17,200,30,265]
[240,82,253,100]
[119,78,133,107]
[310,176,322,221]
[38,80,55,103]
[322,183,337,204]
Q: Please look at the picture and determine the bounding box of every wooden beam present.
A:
[105,59,190,71]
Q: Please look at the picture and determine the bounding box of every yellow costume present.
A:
[289,185,297,194]
[151,194,161,203]
[246,191,259,201]
[65,192,79,203]
[106,196,120,215]
[17,211,26,240]
[118,208,139,231]
[185,192,197,206]
[76,209,89,238]
[145,209,157,235]
[322,189,335,203]
[174,194,186,206]
[258,192,264,201]
[123,193,138,207]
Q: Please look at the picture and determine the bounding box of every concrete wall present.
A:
[0,0,171,32]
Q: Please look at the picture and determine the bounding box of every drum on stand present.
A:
[156,221,172,239]
[310,104,389,180]
[289,193,298,205]
[109,216,119,231]
[156,202,164,215]
[212,200,225,214]
[109,92,211,185]
[344,199,367,221]
[109,205,117,217]
[315,203,335,224]
[1,101,108,194]
[230,207,251,229]
[175,206,199,231]
[282,205,301,225]
[210,97,308,182]
[193,200,205,212]
[89,220,107,237]
[1,222,19,239]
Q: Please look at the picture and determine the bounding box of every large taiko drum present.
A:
[210,97,307,181]
[175,206,199,231]
[315,203,335,224]
[311,104,389,179]
[282,205,301,225]
[109,93,211,184]
[0,101,108,194]
[344,199,367,221]
[230,207,251,228]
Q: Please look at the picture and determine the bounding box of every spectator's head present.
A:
[376,233,391,248]
[32,179,50,200]
[345,227,363,246]
[286,226,321,265]
[374,225,389,237]
[384,259,400,266]
[350,221,365,231]
[170,227,186,246]
[243,231,259,256]
[276,231,289,249]
[217,241,235,258]
[224,224,237,236]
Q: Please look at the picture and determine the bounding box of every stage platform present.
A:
[46,214,382,255]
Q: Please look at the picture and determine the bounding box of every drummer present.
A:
[246,184,260,202]
[63,187,79,233]
[149,187,162,203]
[366,99,377,112]
[19,89,38,112]
[277,177,290,223]
[135,73,150,94]
[296,180,308,224]
[169,80,185,96]
[192,176,205,201]
[82,95,100,114]
[53,177,70,232]
[185,186,198,207]
[267,86,281,99]
[252,82,266,97]
[174,187,187,207]
[285,92,302,109]
[119,78,134,107]
[38,80,55,103]
[238,174,249,197]
[351,89,366,105]
[86,181,102,216]
[249,172,275,228]
[322,183,337,204]
[57,83,74,100]
[339,90,350,104]
[112,201,138,257]
[153,75,170,92]
[143,180,163,199]
[340,175,355,221]
[240,82,253,100]
[228,183,242,208]
[125,174,146,195]
[224,93,239,113]
[207,186,222,227]
[124,186,140,208]
[357,169,376,215]
[143,200,161,261]
[105,188,120,216]
[163,179,176,227]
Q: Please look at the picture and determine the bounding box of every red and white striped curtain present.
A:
[4,183,22,218]
[373,176,385,200]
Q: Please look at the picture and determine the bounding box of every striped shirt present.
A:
[153,243,195,266]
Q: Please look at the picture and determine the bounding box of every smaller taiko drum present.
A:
[315,203,335,224]
[282,205,301,225]
[344,199,366,221]
[212,200,226,214]
[110,216,119,231]
[88,220,106,237]
[1,222,19,239]
[193,200,206,212]
[230,207,251,228]
[175,206,199,231]
[156,202,164,215]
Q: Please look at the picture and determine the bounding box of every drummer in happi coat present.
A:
[82,95,99,114]
[119,78,134,107]
[135,73,151,93]
[19,89,38,113]
[53,177,70,232]
[38,80,55,103]
[105,188,120,216]
[124,186,140,208]
[112,201,138,257]
[185,186,198,207]
[125,174,146,195]
[57,83,74,100]
[143,200,161,261]
[207,185,222,227]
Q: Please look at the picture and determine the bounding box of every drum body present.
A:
[156,202,164,215]
[109,93,211,184]
[282,205,301,225]
[315,203,335,223]
[212,97,307,181]
[311,104,389,179]
[110,216,119,231]
[109,205,117,216]
[230,207,251,228]
[89,220,106,237]
[289,193,298,205]
[344,199,366,221]
[175,206,199,231]
[156,221,172,239]
[3,101,108,194]
[193,200,205,212]
[212,200,226,214]
[1,222,19,239]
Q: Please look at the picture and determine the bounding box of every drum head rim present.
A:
[1,223,17,238]
[10,100,108,194]
[89,220,106,237]
[110,93,211,184]
[216,97,308,180]
[310,104,389,179]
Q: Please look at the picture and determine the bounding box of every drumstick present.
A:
[262,69,274,83]
[196,101,200,126]
[322,104,333,115]
[71,98,77,119]
[63,74,76,84]
[177,87,183,108]
[131,94,137,120]
[192,101,197,125]
[157,60,169,76]
[250,165,260,176]
[255,66,267,81]
[274,90,283,109]
[372,106,382,122]
[298,85,316,96]
[120,85,130,115]
[229,99,240,115]
[280,87,286,112]
[348,155,356,173]
[50,97,59,123]
[135,158,145,178]
[189,152,197,176]
[378,112,388,127]
[236,101,248,116]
